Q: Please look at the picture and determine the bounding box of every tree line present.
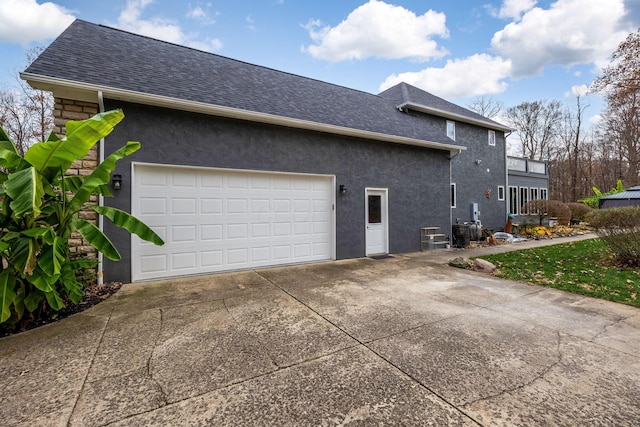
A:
[470,28,640,203]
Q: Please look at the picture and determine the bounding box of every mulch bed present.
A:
[1,281,123,338]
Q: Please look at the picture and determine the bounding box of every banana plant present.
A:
[0,109,163,326]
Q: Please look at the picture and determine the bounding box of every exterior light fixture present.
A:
[475,159,482,165]
[112,174,122,190]
[339,185,347,195]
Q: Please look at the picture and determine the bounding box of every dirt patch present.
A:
[1,281,123,338]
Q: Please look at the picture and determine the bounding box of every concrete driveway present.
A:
[2,235,640,426]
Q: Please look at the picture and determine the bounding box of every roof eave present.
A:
[398,101,512,133]
[22,73,466,155]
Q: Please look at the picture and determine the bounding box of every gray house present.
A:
[22,20,509,283]
[506,156,549,224]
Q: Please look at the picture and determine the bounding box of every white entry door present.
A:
[132,164,335,281]
[365,188,388,256]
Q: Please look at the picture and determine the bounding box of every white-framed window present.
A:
[451,183,457,208]
[509,186,518,215]
[519,187,529,214]
[488,129,496,146]
[498,185,505,201]
[530,187,539,201]
[540,188,548,200]
[446,120,455,140]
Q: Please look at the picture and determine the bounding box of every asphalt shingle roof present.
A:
[24,20,500,147]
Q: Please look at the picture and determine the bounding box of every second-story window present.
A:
[446,120,455,140]
[488,129,496,146]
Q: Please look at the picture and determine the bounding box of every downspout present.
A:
[97,91,105,285]
[504,132,510,226]
[449,149,461,241]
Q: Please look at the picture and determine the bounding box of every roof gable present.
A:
[379,82,510,132]
[23,20,482,151]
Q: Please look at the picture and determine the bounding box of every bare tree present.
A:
[467,95,504,119]
[555,95,589,201]
[0,47,54,155]
[504,99,562,160]
[593,28,640,185]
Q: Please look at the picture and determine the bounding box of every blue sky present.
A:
[1,0,639,128]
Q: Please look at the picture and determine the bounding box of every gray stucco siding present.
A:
[102,100,452,282]
[450,121,508,233]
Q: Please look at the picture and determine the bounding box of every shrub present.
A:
[567,202,593,221]
[524,199,571,225]
[547,200,571,225]
[585,207,640,266]
[0,109,163,328]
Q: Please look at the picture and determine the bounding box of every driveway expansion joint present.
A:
[66,314,112,427]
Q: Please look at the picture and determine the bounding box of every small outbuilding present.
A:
[599,186,640,208]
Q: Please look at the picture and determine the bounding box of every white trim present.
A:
[509,185,518,215]
[488,129,496,146]
[446,120,456,140]
[450,183,457,208]
[364,187,389,256]
[130,162,337,280]
[398,101,513,132]
[21,73,466,154]
[497,185,505,201]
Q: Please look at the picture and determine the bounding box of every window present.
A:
[530,187,539,201]
[519,187,529,215]
[451,183,457,208]
[368,195,382,223]
[509,186,518,215]
[488,130,496,146]
[446,120,455,140]
[498,186,505,201]
[540,188,548,200]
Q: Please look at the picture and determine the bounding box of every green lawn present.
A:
[476,238,640,307]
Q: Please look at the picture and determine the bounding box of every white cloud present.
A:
[187,6,207,20]
[186,3,218,24]
[246,15,256,31]
[491,0,630,77]
[570,84,590,97]
[0,0,75,45]
[302,0,448,62]
[379,54,512,99]
[115,0,222,52]
[589,114,602,126]
[496,0,537,20]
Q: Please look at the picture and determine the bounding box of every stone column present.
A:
[54,98,101,280]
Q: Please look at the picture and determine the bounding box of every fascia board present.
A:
[398,101,513,133]
[22,73,466,154]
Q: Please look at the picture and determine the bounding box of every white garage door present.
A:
[132,164,335,281]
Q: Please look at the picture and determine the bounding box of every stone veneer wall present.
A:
[53,98,100,270]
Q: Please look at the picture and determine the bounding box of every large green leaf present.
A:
[73,218,121,260]
[0,271,16,323]
[26,269,56,293]
[94,205,164,246]
[38,237,66,276]
[60,265,84,304]
[70,141,140,208]
[5,167,45,218]
[24,109,124,180]
[0,141,24,171]
[24,290,43,312]
[44,289,64,311]
[8,236,39,277]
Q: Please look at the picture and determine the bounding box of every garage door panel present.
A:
[132,165,334,281]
